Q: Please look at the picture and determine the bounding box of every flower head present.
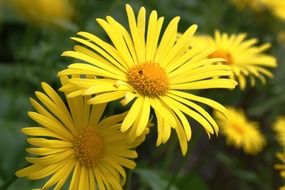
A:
[232,0,285,22]
[9,0,74,28]
[215,107,266,154]
[16,78,147,190]
[59,4,237,155]
[262,0,285,21]
[198,31,277,89]
[273,116,285,148]
[231,0,266,12]
[275,152,285,190]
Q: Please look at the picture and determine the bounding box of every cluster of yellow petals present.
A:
[215,107,266,154]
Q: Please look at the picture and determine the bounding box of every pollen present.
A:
[127,63,169,97]
[73,128,104,166]
[209,49,234,65]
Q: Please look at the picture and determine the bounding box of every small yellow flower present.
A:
[58,4,237,155]
[215,107,266,154]
[273,117,285,148]
[231,0,266,12]
[231,0,285,22]
[262,0,285,21]
[16,77,147,190]
[275,152,285,190]
[199,31,277,89]
[9,0,74,27]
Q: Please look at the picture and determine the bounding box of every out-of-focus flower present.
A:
[273,117,285,148]
[275,152,285,190]
[262,0,285,22]
[200,31,277,90]
[231,0,285,22]
[9,0,74,28]
[215,107,266,154]
[16,78,148,190]
[58,4,237,155]
[231,0,265,12]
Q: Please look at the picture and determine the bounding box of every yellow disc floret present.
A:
[74,128,104,166]
[209,49,234,65]
[127,63,169,97]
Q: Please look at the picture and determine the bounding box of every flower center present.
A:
[73,128,104,166]
[232,124,244,135]
[127,63,169,96]
[209,49,234,65]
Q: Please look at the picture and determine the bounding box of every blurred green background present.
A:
[0,0,285,189]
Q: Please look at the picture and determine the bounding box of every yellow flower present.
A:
[201,31,277,89]
[16,78,147,190]
[275,152,285,190]
[215,107,266,154]
[231,0,266,12]
[58,4,237,155]
[231,0,285,22]
[273,117,285,148]
[9,0,74,27]
[262,0,285,21]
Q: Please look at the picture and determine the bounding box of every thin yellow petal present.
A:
[136,96,150,136]
[121,97,142,132]
[69,162,81,190]
[88,91,127,104]
[28,112,73,141]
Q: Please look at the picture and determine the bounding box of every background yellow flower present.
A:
[231,0,285,22]
[198,31,277,89]
[275,152,285,190]
[273,117,285,148]
[215,107,266,154]
[262,0,285,21]
[9,0,74,28]
[231,0,266,11]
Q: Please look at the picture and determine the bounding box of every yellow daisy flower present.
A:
[275,152,285,190]
[202,31,277,89]
[231,0,285,22]
[273,117,285,148]
[16,78,147,190]
[58,4,237,155]
[215,107,266,154]
[9,0,74,27]
[262,0,285,21]
[231,0,265,12]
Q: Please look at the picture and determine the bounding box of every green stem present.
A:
[163,137,178,171]
[164,155,187,190]
[0,175,18,190]
[164,128,203,190]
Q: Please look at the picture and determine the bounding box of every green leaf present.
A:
[177,174,209,190]
[135,168,178,190]
[234,170,259,183]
